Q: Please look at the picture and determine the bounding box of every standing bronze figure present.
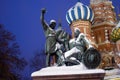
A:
[41,8,57,66]
[40,8,64,66]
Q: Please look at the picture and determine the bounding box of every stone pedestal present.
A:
[31,65,105,80]
[32,73,105,80]
[104,69,120,80]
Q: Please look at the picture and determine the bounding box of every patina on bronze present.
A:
[40,8,101,68]
[40,8,65,66]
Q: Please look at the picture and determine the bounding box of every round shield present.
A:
[82,48,101,69]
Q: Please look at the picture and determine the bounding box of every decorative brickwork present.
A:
[70,20,92,37]
[90,0,118,68]
[91,1,116,25]
[90,0,116,53]
[91,23,116,52]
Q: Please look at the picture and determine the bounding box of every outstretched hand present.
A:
[41,8,46,14]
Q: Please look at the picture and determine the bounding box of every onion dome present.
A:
[66,1,94,24]
[110,21,120,42]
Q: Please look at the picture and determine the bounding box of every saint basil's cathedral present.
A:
[66,0,120,69]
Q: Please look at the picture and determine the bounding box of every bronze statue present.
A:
[40,8,101,68]
[64,28,101,68]
[63,28,90,65]
[40,8,64,66]
[56,23,70,52]
[55,23,71,66]
[40,8,56,66]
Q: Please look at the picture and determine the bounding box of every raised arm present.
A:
[40,8,49,31]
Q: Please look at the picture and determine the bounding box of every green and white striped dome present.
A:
[110,22,120,42]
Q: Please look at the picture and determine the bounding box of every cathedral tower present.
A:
[90,0,117,52]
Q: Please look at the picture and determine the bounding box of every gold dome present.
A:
[110,27,120,42]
